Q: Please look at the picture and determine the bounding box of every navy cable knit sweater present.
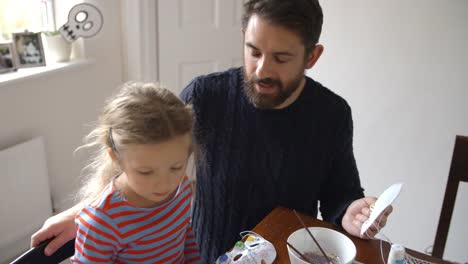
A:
[180,67,364,262]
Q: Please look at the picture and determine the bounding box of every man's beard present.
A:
[243,68,304,109]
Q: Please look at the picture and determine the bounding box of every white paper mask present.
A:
[59,3,103,42]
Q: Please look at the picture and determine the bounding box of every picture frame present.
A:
[12,32,46,68]
[0,43,17,74]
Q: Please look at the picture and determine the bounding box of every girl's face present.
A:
[115,134,191,208]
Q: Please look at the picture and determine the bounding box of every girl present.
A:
[71,82,201,263]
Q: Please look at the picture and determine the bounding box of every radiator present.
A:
[0,137,53,262]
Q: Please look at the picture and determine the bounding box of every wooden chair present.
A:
[432,135,468,259]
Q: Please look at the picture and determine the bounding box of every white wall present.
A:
[0,0,123,215]
[312,1,468,262]
[2,0,466,262]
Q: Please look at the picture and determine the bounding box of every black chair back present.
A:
[10,238,75,264]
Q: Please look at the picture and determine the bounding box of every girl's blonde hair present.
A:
[77,82,194,203]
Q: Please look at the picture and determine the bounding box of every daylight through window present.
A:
[0,0,54,42]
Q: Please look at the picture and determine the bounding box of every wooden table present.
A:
[253,207,449,264]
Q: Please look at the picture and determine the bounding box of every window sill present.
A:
[0,59,95,88]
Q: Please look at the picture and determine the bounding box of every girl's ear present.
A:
[108,147,118,162]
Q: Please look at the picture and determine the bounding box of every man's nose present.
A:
[256,55,273,79]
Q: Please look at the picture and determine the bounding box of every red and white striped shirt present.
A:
[71,176,201,263]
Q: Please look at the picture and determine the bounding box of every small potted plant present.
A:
[42,30,71,62]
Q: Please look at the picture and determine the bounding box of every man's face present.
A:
[243,15,310,109]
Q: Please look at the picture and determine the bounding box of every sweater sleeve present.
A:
[184,224,201,263]
[180,77,198,104]
[71,206,121,263]
[319,102,365,226]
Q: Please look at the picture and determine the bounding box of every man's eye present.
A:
[275,57,288,63]
[251,52,261,58]
[171,166,183,171]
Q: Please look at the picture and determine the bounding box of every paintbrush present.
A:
[293,209,333,264]
[265,224,313,263]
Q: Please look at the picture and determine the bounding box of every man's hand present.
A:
[31,205,81,256]
[341,197,393,239]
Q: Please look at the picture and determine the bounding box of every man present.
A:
[32,0,391,262]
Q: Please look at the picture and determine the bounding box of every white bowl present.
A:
[287,227,356,264]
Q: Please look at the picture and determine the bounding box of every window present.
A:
[0,0,55,42]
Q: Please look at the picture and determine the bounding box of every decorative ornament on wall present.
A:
[59,3,104,43]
